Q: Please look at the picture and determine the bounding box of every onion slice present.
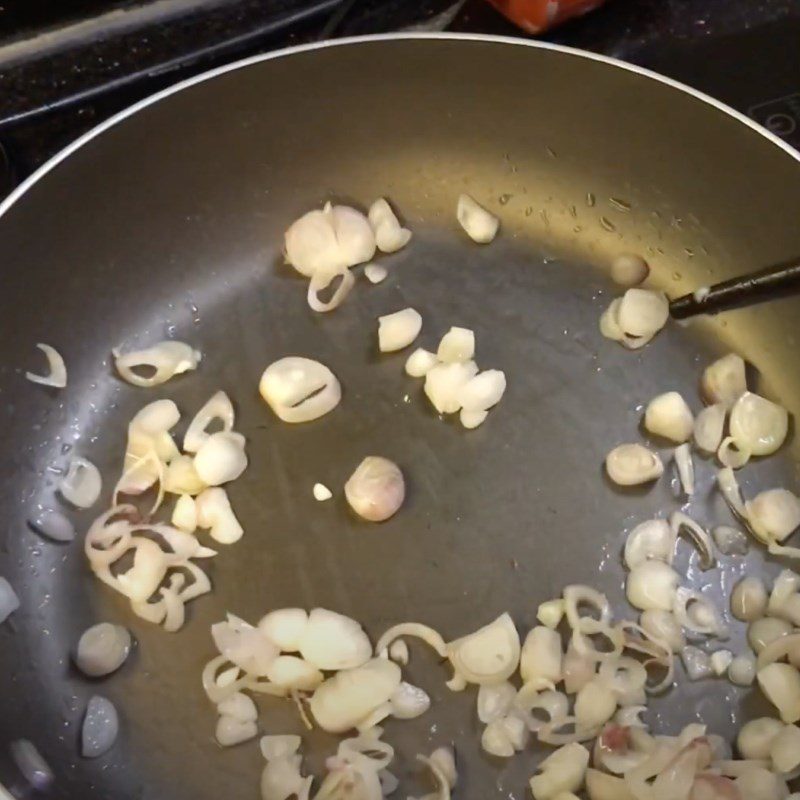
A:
[259,357,341,424]
[59,457,102,509]
[114,341,201,387]
[25,343,67,388]
[375,622,447,658]
[184,391,235,453]
[446,612,520,686]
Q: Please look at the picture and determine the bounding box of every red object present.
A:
[488,0,607,33]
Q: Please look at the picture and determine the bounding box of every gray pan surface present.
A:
[0,34,799,800]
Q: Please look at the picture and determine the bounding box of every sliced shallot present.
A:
[114,341,200,387]
[193,432,247,486]
[59,457,102,509]
[446,613,520,687]
[456,194,499,243]
[693,403,727,453]
[605,444,663,486]
[196,487,243,544]
[728,391,788,456]
[299,608,372,671]
[644,391,694,443]
[25,343,67,388]
[368,198,412,253]
[378,308,422,352]
[701,353,747,406]
[259,357,341,424]
[183,391,235,453]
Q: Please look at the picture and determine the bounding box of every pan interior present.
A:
[1,37,799,800]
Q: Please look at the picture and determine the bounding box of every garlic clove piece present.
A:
[457,194,499,243]
[605,444,663,486]
[644,391,693,443]
[378,308,422,352]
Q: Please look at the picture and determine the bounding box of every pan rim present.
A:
[1,30,799,223]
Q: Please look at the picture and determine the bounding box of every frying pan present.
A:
[1,33,799,800]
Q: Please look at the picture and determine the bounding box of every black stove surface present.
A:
[1,0,800,196]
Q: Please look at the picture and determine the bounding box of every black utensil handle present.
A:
[669,260,800,320]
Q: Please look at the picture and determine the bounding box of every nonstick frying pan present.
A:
[1,34,799,800]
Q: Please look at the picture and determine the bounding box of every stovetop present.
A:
[1,0,800,198]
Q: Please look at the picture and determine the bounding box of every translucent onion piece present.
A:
[364,264,388,284]
[617,289,669,338]
[618,621,675,694]
[482,715,527,757]
[599,299,625,343]
[375,622,447,658]
[529,742,590,800]
[29,508,76,543]
[673,587,728,638]
[307,269,355,313]
[378,308,422,352]
[537,599,566,629]
[405,348,438,378]
[260,734,301,761]
[368,198,412,253]
[75,622,131,677]
[193,432,247,486]
[770,723,800,773]
[674,444,695,496]
[437,327,475,364]
[429,746,457,790]
[299,608,372,671]
[563,585,613,631]
[728,653,757,686]
[733,768,788,800]
[671,511,715,570]
[446,612,520,686]
[389,682,430,719]
[712,525,749,556]
[538,716,599,745]
[746,489,800,543]
[344,456,405,522]
[626,561,679,611]
[624,519,675,570]
[266,655,323,691]
[585,768,635,800]
[217,691,257,723]
[644,391,694,443]
[457,194,499,243]
[25,343,67,388]
[737,717,784,760]
[425,361,479,414]
[59,457,102,509]
[757,633,800,671]
[717,467,746,520]
[520,626,563,686]
[477,681,516,723]
[767,570,800,618]
[196,487,243,544]
[717,436,751,469]
[309,658,401,733]
[749,618,793,655]
[183,391,234,453]
[82,695,119,758]
[460,409,488,429]
[114,341,200,387]
[574,679,617,730]
[605,444,664,486]
[611,253,649,287]
[388,639,408,665]
[563,641,596,694]
[259,357,341,424]
[693,403,727,453]
[701,353,747,406]
[216,715,258,747]
[162,455,205,497]
[515,688,569,733]
[172,494,197,533]
[284,203,375,278]
[729,392,789,457]
[10,740,53,791]
[261,749,311,800]
[258,609,308,652]
[0,576,20,623]
[212,614,279,676]
[312,482,333,501]
[458,369,506,413]
[681,646,713,680]
[730,576,768,622]
[598,657,647,703]
[757,662,800,722]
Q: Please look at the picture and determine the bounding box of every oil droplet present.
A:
[684,248,695,257]
[539,209,549,226]
[609,197,632,212]
[586,192,596,207]
[573,225,583,233]
[545,146,557,158]
[672,271,682,280]
[524,206,533,217]
[599,216,616,232]
[568,204,577,218]
[498,194,512,205]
